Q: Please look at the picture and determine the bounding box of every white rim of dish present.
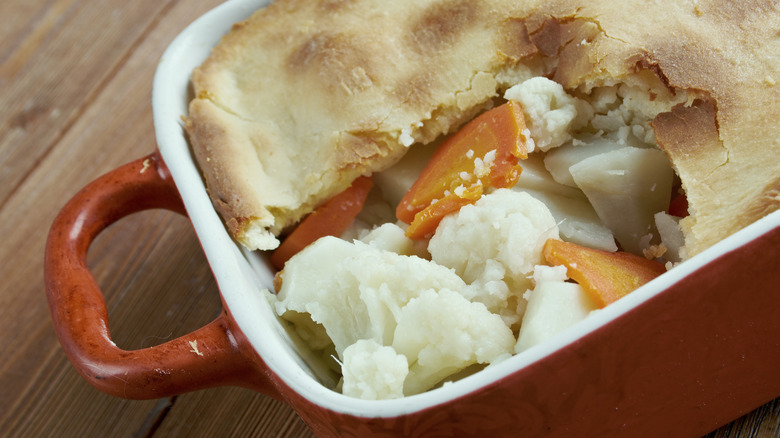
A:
[152,0,780,418]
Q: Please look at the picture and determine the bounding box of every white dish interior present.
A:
[151,0,780,418]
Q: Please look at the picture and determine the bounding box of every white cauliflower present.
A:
[274,236,466,357]
[356,222,428,259]
[393,289,515,395]
[428,189,560,328]
[503,77,583,152]
[342,339,408,400]
[273,235,517,399]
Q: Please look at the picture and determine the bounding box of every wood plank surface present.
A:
[0,0,776,437]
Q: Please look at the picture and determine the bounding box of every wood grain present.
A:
[0,0,776,437]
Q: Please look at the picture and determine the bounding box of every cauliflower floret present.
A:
[357,222,428,258]
[342,339,409,400]
[428,189,560,328]
[274,236,467,357]
[503,77,582,151]
[392,289,515,395]
[273,235,516,398]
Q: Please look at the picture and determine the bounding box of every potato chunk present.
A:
[569,147,674,254]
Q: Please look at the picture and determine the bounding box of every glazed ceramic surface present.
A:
[45,0,780,436]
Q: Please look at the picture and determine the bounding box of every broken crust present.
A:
[187,0,780,255]
[186,0,548,250]
[185,100,279,249]
[654,100,780,257]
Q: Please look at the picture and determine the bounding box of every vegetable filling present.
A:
[268,76,691,399]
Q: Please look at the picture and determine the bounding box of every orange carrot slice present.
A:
[396,101,529,228]
[542,239,667,308]
[405,183,483,239]
[668,193,689,217]
[270,176,373,270]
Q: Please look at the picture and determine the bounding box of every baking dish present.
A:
[44,0,780,436]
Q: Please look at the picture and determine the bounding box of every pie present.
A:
[186,0,780,257]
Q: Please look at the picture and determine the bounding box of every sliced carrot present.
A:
[542,239,667,308]
[270,176,373,270]
[405,183,483,239]
[396,101,529,227]
[668,193,689,217]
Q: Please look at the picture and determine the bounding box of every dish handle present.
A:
[44,151,280,400]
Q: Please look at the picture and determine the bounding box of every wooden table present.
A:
[1,1,777,436]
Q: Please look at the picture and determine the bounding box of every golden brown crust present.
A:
[187,0,544,250]
[187,0,780,254]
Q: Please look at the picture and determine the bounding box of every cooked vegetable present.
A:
[503,77,581,152]
[392,289,515,395]
[668,193,689,217]
[270,176,373,269]
[515,265,598,353]
[404,184,482,239]
[542,239,667,307]
[654,211,685,262]
[267,75,694,400]
[568,147,674,254]
[342,339,408,400]
[396,101,530,233]
[520,188,618,252]
[542,135,627,187]
[273,236,468,358]
[428,189,560,329]
[272,235,514,398]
